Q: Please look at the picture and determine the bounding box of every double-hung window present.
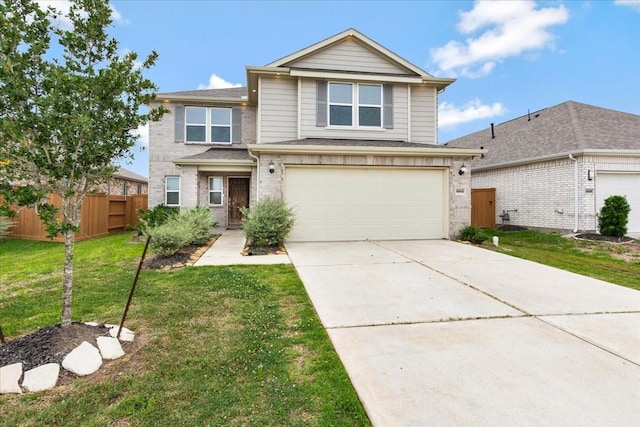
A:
[209,177,223,206]
[185,106,232,143]
[328,82,382,127]
[165,176,180,206]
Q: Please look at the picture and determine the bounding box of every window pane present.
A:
[359,106,381,126]
[211,108,231,125]
[330,105,352,126]
[359,84,381,105]
[166,192,179,205]
[186,106,206,124]
[186,125,206,142]
[210,192,222,205]
[329,83,352,104]
[211,126,231,142]
[166,177,179,191]
[209,177,222,191]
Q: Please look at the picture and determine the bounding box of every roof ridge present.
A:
[566,101,586,148]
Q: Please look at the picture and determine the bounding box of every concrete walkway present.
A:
[194,229,290,266]
[286,240,640,426]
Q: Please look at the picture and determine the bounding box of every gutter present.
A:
[569,154,579,233]
[248,144,484,158]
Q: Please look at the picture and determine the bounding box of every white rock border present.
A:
[0,322,134,394]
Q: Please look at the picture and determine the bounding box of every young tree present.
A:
[0,0,166,326]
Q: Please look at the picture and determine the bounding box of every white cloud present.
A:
[430,0,569,77]
[615,0,640,12]
[131,123,149,148]
[36,1,126,30]
[438,99,507,128]
[198,74,243,90]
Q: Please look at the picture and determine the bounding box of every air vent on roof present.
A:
[491,123,495,139]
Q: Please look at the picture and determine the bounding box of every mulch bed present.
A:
[575,233,636,244]
[0,322,111,378]
[498,224,529,231]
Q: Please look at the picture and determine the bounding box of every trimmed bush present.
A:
[240,197,295,247]
[0,215,14,240]
[135,204,179,237]
[599,195,631,237]
[459,225,487,244]
[149,207,217,256]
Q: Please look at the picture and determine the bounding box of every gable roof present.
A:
[266,28,430,77]
[444,101,640,171]
[115,167,148,183]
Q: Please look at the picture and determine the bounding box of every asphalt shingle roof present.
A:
[176,148,252,162]
[158,87,248,99]
[444,101,640,169]
[115,167,148,182]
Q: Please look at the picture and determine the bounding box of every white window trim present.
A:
[185,106,233,144]
[208,176,224,206]
[165,176,180,206]
[328,82,383,129]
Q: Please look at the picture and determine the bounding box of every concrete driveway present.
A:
[286,240,640,426]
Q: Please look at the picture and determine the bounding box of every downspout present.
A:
[568,154,578,232]
[248,149,260,201]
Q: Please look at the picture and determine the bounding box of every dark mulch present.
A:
[143,245,200,269]
[498,224,529,231]
[0,322,110,376]
[575,233,635,244]
[245,245,283,256]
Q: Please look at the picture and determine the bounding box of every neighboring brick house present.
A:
[97,167,148,196]
[445,101,640,234]
[148,28,482,241]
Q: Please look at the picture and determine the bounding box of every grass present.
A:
[0,233,370,426]
[476,229,640,291]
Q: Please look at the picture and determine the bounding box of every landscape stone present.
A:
[108,325,135,342]
[97,336,125,360]
[84,321,100,327]
[22,363,60,392]
[0,362,23,394]
[62,341,102,376]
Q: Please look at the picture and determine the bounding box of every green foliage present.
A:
[599,195,631,238]
[149,207,217,256]
[459,225,488,244]
[0,216,14,239]
[135,204,179,236]
[240,198,296,247]
[0,0,166,325]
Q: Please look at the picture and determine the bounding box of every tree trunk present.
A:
[61,227,75,326]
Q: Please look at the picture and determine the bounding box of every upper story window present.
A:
[185,106,232,143]
[327,82,384,128]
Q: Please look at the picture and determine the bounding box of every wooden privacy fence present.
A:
[3,192,148,242]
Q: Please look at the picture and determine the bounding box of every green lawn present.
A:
[478,229,640,291]
[0,233,370,426]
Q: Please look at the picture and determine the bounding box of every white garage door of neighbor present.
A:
[596,173,640,233]
[285,167,447,241]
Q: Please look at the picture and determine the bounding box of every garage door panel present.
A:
[285,167,446,241]
[597,173,640,233]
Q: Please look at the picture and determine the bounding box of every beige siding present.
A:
[411,85,436,144]
[288,38,412,75]
[259,76,298,143]
[299,79,409,141]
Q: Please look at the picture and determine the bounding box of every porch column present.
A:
[179,165,198,209]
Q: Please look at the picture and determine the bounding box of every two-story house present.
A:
[148,29,482,241]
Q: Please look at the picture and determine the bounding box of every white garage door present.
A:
[285,167,447,241]
[596,173,640,233]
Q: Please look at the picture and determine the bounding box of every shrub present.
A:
[599,195,631,238]
[240,197,295,247]
[459,225,487,244]
[135,204,179,237]
[149,207,217,256]
[0,215,14,240]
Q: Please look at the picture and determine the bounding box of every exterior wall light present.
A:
[587,169,593,181]
[458,164,467,175]
[269,160,275,174]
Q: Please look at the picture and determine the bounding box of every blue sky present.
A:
[39,0,640,177]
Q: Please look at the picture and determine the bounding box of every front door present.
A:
[228,178,250,228]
